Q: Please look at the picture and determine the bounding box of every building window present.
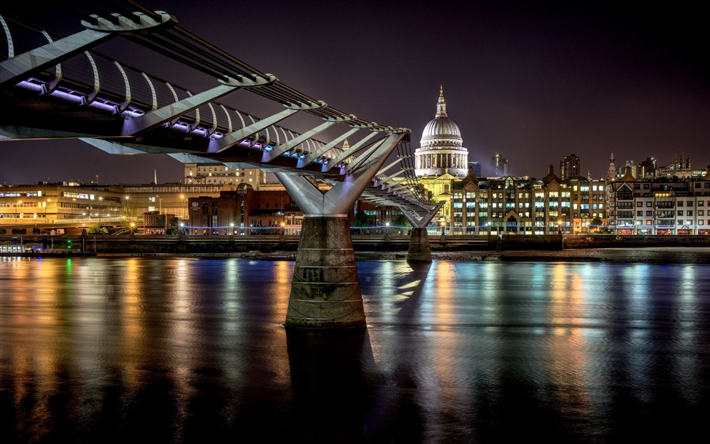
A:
[646,201,652,207]
[617,187,632,200]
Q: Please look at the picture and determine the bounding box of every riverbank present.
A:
[94,247,710,264]
[4,247,710,264]
[356,248,710,263]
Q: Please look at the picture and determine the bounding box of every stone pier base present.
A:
[407,227,432,262]
[285,217,365,329]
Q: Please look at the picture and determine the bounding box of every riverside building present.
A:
[0,183,123,229]
[448,166,608,235]
[184,163,267,188]
[606,167,710,235]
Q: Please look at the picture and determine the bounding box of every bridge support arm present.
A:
[321,131,379,172]
[0,11,174,89]
[262,120,336,162]
[401,201,445,262]
[121,75,274,136]
[209,101,324,153]
[276,131,406,329]
[79,138,203,155]
[0,29,113,88]
[299,127,359,168]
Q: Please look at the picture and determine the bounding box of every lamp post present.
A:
[230,222,235,236]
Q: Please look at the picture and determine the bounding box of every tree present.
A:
[122,205,139,223]
[87,224,108,234]
[391,215,411,234]
[590,216,603,233]
[166,226,178,235]
[351,210,370,234]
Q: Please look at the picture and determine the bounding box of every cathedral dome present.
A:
[420,87,463,148]
[414,87,469,177]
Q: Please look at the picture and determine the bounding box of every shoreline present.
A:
[4,247,710,264]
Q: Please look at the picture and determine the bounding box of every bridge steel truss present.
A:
[0,1,442,328]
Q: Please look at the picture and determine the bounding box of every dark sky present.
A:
[1,0,708,184]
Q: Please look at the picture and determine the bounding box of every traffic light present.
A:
[67,239,72,250]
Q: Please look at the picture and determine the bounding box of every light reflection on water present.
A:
[1,257,709,443]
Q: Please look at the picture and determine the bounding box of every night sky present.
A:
[1,0,708,185]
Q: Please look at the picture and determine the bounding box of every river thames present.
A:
[1,256,709,443]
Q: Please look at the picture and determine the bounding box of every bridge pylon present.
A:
[276,131,407,329]
[401,202,445,262]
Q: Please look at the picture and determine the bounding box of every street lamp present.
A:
[230,222,235,235]
[281,221,285,236]
[385,221,390,236]
[130,222,135,234]
[557,219,562,235]
[440,220,446,236]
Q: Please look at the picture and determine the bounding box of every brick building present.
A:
[187,185,301,235]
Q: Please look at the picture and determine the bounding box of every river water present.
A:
[1,256,709,443]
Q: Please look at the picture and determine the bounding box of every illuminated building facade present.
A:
[184,163,267,188]
[606,167,710,235]
[447,166,608,235]
[187,186,301,235]
[491,154,509,177]
[560,154,581,180]
[0,183,123,229]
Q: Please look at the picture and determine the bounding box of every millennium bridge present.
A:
[0,0,443,328]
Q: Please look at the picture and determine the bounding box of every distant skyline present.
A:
[1,0,708,184]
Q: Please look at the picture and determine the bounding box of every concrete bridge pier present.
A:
[287,216,364,328]
[401,202,444,262]
[276,131,406,329]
